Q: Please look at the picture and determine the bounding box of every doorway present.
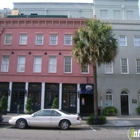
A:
[121,91,129,115]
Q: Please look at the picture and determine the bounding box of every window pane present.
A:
[50,35,57,45]
[17,56,26,72]
[106,91,112,107]
[20,34,27,45]
[121,58,128,74]
[119,36,127,46]
[134,36,140,46]
[34,56,42,72]
[136,59,140,74]
[64,56,71,73]
[81,65,88,73]
[1,56,9,72]
[4,34,12,45]
[105,63,113,74]
[49,56,57,73]
[36,34,43,45]
[64,35,72,45]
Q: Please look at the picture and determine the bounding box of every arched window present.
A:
[105,91,113,107]
[138,92,140,106]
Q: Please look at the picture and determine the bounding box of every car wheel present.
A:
[16,119,27,129]
[60,120,70,130]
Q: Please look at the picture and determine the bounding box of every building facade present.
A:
[0,18,94,114]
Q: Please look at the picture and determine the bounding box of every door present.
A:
[80,94,93,115]
[11,91,25,113]
[121,95,129,115]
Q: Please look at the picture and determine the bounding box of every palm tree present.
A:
[72,19,118,121]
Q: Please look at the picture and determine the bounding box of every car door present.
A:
[29,110,51,127]
[51,110,61,126]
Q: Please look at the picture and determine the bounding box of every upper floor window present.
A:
[105,91,113,107]
[126,11,133,20]
[113,10,121,19]
[136,59,140,74]
[4,34,12,45]
[35,34,44,45]
[100,10,108,19]
[64,56,72,73]
[81,64,89,74]
[64,35,72,45]
[48,56,57,73]
[121,58,129,74]
[17,56,26,72]
[33,56,42,73]
[134,36,140,47]
[1,56,9,72]
[105,63,113,74]
[19,34,28,45]
[119,35,127,46]
[50,34,58,45]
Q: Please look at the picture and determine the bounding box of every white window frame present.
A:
[134,36,140,47]
[35,34,44,45]
[64,56,72,73]
[17,56,26,72]
[105,91,113,107]
[120,58,129,74]
[4,34,12,45]
[19,34,28,45]
[64,34,72,45]
[50,34,58,45]
[48,56,57,73]
[105,62,113,74]
[81,64,89,74]
[1,56,9,72]
[33,56,42,73]
[136,59,140,74]
[119,35,127,46]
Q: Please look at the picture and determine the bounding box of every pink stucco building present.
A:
[0,17,93,115]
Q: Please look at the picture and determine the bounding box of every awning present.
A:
[79,84,93,94]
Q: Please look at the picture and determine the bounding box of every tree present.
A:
[51,97,58,109]
[72,19,118,120]
[25,98,33,114]
[0,96,8,114]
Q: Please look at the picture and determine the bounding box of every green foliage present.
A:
[136,106,140,115]
[102,106,117,116]
[25,98,33,114]
[0,96,8,111]
[86,114,106,125]
[51,97,58,109]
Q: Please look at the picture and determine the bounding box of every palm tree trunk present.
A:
[93,64,98,119]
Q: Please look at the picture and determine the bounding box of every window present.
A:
[48,56,57,73]
[100,10,108,19]
[17,56,26,72]
[81,65,89,73]
[126,11,133,20]
[121,58,129,74]
[105,91,113,107]
[119,35,127,46]
[105,63,113,74]
[50,34,58,45]
[113,10,121,19]
[134,36,140,47]
[35,34,44,45]
[19,34,27,45]
[136,59,140,74]
[138,92,140,106]
[64,56,72,73]
[4,34,12,45]
[51,110,61,116]
[64,35,72,45]
[1,56,9,72]
[34,110,51,116]
[33,56,42,73]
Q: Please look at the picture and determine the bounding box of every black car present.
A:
[0,108,3,122]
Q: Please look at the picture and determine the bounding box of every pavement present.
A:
[2,113,140,127]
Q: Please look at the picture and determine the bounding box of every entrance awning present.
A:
[79,84,93,94]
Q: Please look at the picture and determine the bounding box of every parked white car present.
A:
[9,109,82,130]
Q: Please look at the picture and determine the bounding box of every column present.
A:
[7,82,12,112]
[24,82,28,112]
[77,84,80,114]
[41,82,45,109]
[59,83,62,110]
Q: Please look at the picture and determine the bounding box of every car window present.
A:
[51,110,61,116]
[34,110,51,116]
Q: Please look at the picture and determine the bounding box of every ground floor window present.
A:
[105,91,113,107]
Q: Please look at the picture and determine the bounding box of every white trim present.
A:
[7,82,12,112]
[24,82,28,112]
[77,84,80,114]
[59,83,62,110]
[41,82,45,109]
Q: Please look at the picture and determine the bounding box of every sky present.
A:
[0,0,93,9]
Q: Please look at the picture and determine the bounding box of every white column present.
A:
[77,84,80,114]
[59,83,62,110]
[24,82,28,112]
[7,82,12,112]
[41,82,45,109]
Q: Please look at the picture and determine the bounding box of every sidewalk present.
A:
[2,113,140,127]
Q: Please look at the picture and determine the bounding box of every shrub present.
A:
[51,97,58,109]
[102,106,117,116]
[25,98,33,114]
[86,114,94,125]
[136,106,140,115]
[0,96,8,112]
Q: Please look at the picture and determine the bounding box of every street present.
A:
[0,123,137,140]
